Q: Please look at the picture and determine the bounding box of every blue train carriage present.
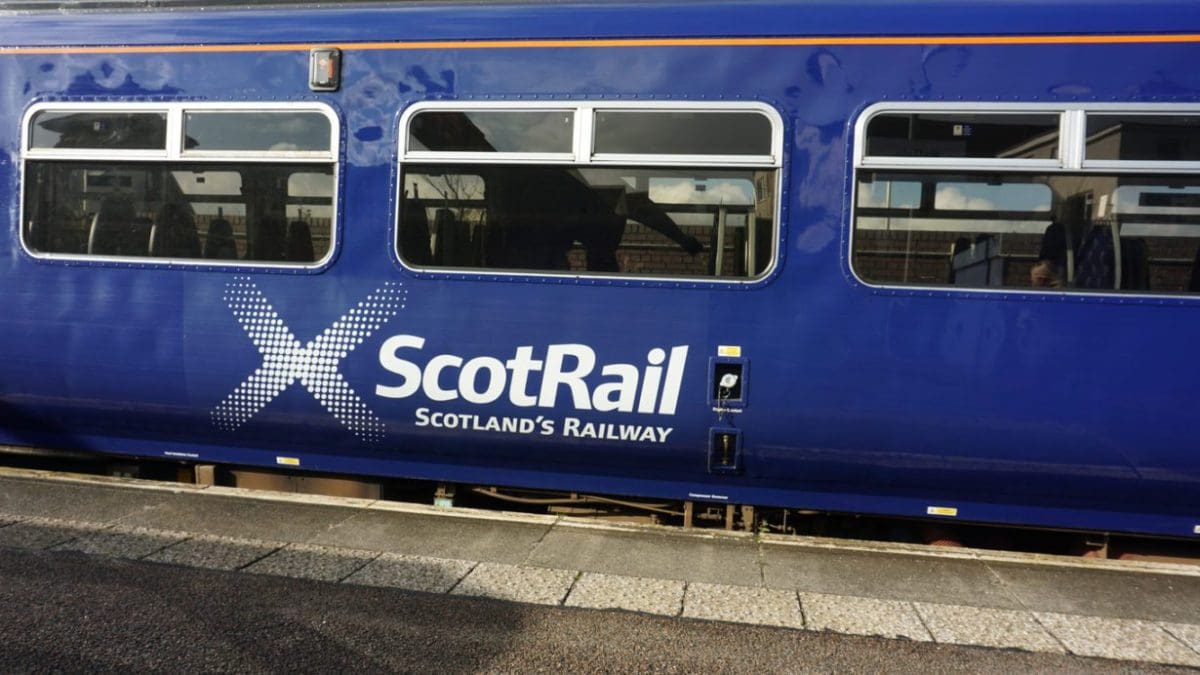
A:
[1,0,1200,538]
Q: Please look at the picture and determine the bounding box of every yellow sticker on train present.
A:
[926,506,958,517]
[717,345,742,358]
[275,456,300,466]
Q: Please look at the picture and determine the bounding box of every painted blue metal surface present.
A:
[1,1,1199,537]
[5,1,1200,45]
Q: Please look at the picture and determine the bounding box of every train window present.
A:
[400,165,771,276]
[29,111,168,151]
[865,113,1060,160]
[855,106,1200,296]
[21,103,338,266]
[853,170,1200,293]
[1085,114,1200,162]
[398,103,781,281]
[593,111,773,156]
[23,163,333,262]
[408,110,574,154]
[182,111,333,153]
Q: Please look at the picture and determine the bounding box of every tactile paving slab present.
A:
[450,562,576,605]
[52,527,188,559]
[342,553,476,594]
[683,583,804,629]
[565,572,685,616]
[1161,622,1200,654]
[145,535,282,571]
[0,517,108,551]
[800,591,930,640]
[1034,612,1200,667]
[242,543,378,582]
[914,602,1064,652]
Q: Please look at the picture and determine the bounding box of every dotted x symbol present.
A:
[212,277,407,443]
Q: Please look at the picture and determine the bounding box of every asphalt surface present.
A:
[0,547,1189,674]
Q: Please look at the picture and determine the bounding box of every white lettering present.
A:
[376,336,689,417]
[658,346,688,415]
[637,347,666,414]
[459,356,507,404]
[557,418,673,444]
[592,363,639,412]
[538,344,595,410]
[423,354,463,402]
[563,417,581,436]
[376,335,425,398]
[506,346,543,407]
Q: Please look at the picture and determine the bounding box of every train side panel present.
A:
[0,1,1198,536]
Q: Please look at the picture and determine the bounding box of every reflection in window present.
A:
[408,110,574,153]
[29,111,167,150]
[853,171,1200,293]
[932,182,1052,212]
[183,111,332,152]
[594,111,773,156]
[399,164,774,278]
[23,162,333,262]
[1086,115,1200,162]
[865,113,1059,159]
[857,180,921,209]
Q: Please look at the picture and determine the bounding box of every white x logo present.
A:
[212,277,406,443]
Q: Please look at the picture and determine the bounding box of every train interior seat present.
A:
[203,218,238,260]
[1119,236,1149,290]
[1074,224,1149,290]
[286,220,315,262]
[432,208,472,266]
[400,200,432,266]
[468,210,488,266]
[88,197,150,256]
[1074,225,1117,289]
[148,202,202,259]
[249,217,287,261]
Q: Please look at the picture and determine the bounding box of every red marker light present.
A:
[309,47,341,92]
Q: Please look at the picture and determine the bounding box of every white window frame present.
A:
[1078,108,1200,173]
[400,105,578,164]
[856,101,1200,173]
[855,104,1068,172]
[20,101,340,268]
[396,100,784,284]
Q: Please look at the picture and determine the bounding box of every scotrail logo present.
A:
[211,277,406,443]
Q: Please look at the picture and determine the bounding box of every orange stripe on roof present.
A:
[4,33,1200,55]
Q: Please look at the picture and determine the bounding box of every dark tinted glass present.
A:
[854,170,1200,294]
[865,113,1060,159]
[30,111,167,150]
[24,161,333,263]
[1086,115,1200,161]
[399,164,775,278]
[593,111,772,155]
[184,111,331,152]
[409,111,574,153]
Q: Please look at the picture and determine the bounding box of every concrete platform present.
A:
[1,468,1199,667]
